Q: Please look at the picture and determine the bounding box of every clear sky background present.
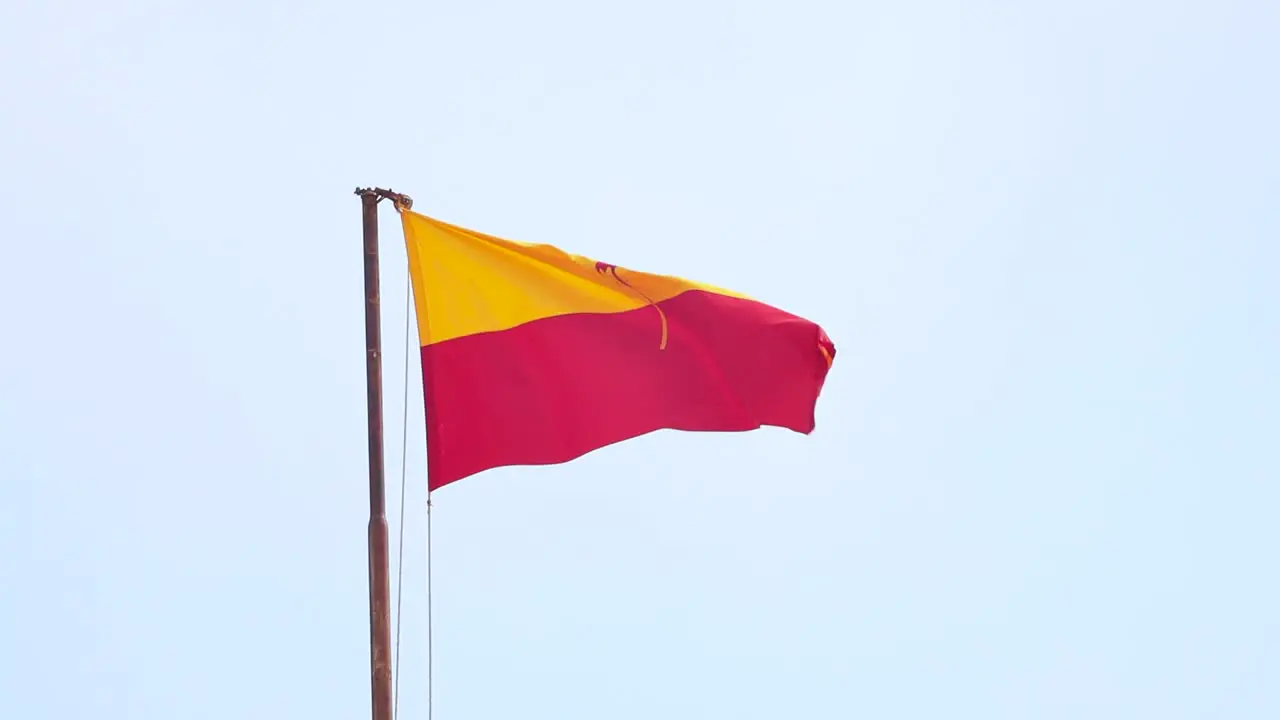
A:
[2,1,1277,718]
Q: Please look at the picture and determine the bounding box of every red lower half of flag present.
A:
[419,290,835,490]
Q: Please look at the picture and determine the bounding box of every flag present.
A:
[400,209,836,490]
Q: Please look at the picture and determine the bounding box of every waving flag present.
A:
[401,209,835,490]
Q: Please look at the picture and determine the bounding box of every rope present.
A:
[393,270,411,719]
[427,488,434,720]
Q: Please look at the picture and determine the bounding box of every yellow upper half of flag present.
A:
[400,210,746,346]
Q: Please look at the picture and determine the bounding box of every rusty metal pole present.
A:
[358,188,393,720]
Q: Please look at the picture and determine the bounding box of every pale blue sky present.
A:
[2,1,1277,718]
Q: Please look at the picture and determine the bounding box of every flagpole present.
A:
[356,186,412,720]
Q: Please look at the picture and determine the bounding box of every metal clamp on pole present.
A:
[355,187,414,212]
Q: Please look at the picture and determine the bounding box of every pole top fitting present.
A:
[354,187,414,211]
